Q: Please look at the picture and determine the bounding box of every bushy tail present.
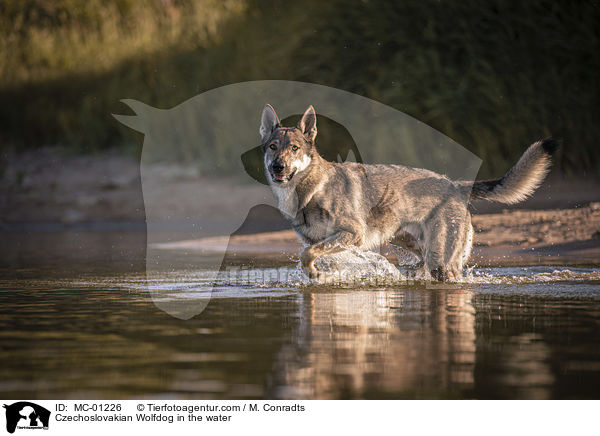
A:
[466,138,558,204]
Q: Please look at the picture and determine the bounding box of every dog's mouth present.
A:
[270,170,296,184]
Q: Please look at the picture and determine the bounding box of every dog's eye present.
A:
[292,145,299,152]
[269,144,277,150]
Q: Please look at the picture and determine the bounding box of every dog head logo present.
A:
[112,80,481,319]
[3,402,50,434]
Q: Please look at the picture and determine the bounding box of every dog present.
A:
[259,104,557,281]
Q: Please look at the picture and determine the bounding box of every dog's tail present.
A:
[462,138,558,204]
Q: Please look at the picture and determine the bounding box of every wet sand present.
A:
[153,203,600,267]
[470,204,600,266]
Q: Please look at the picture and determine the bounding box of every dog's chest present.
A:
[291,203,333,243]
[270,184,299,218]
[270,181,335,244]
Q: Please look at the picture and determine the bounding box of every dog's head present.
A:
[260,104,317,185]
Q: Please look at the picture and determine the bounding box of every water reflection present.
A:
[268,289,476,399]
[482,332,554,399]
[471,293,600,399]
[0,272,599,399]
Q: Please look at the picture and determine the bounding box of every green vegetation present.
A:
[1,0,599,177]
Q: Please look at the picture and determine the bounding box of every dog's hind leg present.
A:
[423,216,467,282]
[462,218,474,265]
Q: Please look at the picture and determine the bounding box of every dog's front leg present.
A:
[300,231,363,279]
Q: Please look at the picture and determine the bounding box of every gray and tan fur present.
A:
[260,104,558,281]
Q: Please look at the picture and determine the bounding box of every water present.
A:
[1,231,599,399]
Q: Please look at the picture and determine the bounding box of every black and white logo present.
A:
[3,402,50,434]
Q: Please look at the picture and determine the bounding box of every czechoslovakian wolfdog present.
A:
[259,104,557,281]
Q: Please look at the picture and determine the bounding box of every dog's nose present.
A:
[272,161,284,173]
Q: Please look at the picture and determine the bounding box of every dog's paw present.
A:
[429,267,447,282]
[300,248,319,279]
[302,264,320,280]
[430,266,461,282]
[312,270,327,283]
[300,259,324,282]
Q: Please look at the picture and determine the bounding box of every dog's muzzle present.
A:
[270,169,297,184]
[270,162,296,184]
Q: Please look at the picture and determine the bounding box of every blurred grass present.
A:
[0,0,599,177]
[0,0,244,84]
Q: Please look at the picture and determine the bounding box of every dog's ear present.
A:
[260,104,280,141]
[297,105,317,142]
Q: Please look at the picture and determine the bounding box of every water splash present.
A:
[310,249,600,286]
[463,267,600,285]
[46,250,600,299]
[310,248,427,286]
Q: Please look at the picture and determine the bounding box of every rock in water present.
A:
[312,248,404,284]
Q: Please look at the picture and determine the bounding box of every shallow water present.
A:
[1,231,599,399]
